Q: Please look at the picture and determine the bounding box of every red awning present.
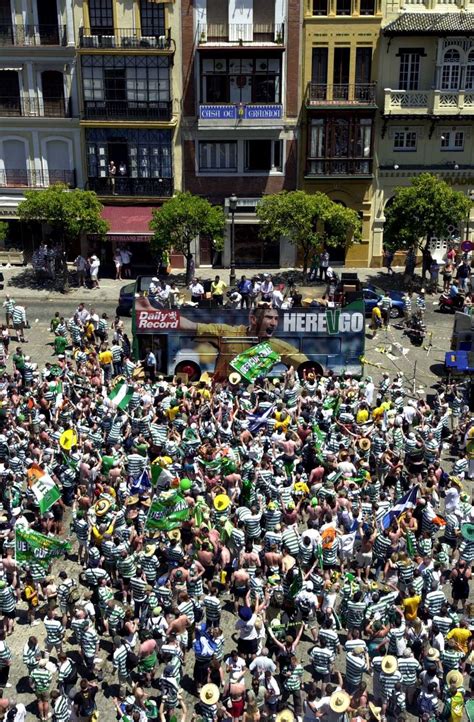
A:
[101,205,155,235]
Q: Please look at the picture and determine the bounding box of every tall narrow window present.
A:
[89,0,113,35]
[333,48,350,99]
[466,50,474,90]
[140,0,165,37]
[441,49,460,90]
[359,0,375,14]
[313,0,328,14]
[355,48,372,100]
[336,0,352,14]
[399,52,420,90]
[311,48,328,101]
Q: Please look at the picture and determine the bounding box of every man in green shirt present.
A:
[12,347,26,386]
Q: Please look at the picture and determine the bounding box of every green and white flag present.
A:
[16,527,71,568]
[27,463,61,514]
[145,490,190,531]
[230,342,281,383]
[108,380,133,410]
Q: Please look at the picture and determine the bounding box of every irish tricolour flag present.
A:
[27,463,61,514]
[108,380,133,410]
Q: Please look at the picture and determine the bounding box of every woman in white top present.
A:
[89,255,100,289]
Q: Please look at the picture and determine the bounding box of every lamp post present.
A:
[229,193,237,286]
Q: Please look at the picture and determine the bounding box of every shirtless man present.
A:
[231,566,250,614]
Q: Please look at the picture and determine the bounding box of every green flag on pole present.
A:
[27,463,61,514]
[16,527,71,568]
[145,490,190,531]
[107,380,133,410]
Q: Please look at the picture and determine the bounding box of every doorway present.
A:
[41,70,65,116]
[234,223,280,266]
[37,0,59,44]
[0,71,20,115]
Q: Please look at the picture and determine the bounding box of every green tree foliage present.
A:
[0,222,8,245]
[18,184,108,290]
[384,173,472,252]
[150,192,225,283]
[256,191,361,276]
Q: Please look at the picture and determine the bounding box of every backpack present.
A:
[67,586,80,605]
[79,691,97,717]
[418,693,437,716]
[126,649,140,671]
[65,660,78,685]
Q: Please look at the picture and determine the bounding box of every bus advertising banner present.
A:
[133,296,366,378]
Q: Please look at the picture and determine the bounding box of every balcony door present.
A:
[0,70,21,116]
[37,0,60,45]
[42,70,65,117]
[0,0,13,46]
[333,48,350,100]
[229,0,253,42]
[89,0,113,35]
[3,139,27,187]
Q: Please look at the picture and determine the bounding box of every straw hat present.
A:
[167,528,181,542]
[94,498,111,517]
[329,690,350,714]
[140,497,151,508]
[144,544,156,557]
[214,494,230,512]
[369,701,382,721]
[358,437,371,451]
[446,669,464,688]
[200,683,220,705]
[125,495,139,507]
[426,647,440,662]
[229,372,241,386]
[276,712,295,722]
[381,655,398,674]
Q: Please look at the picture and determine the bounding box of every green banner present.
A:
[230,342,281,383]
[145,490,190,531]
[16,527,71,569]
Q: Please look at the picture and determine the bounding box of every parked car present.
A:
[363,285,404,318]
[117,276,153,316]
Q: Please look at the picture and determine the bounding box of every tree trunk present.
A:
[185,244,193,286]
[302,248,310,281]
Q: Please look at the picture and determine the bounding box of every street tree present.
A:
[18,184,108,291]
[150,192,225,284]
[256,190,361,277]
[383,173,472,252]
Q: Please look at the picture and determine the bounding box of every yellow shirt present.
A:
[211,280,227,296]
[196,323,308,381]
[357,409,369,424]
[402,594,421,621]
[99,350,113,365]
[446,627,472,654]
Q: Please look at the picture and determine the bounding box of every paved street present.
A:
[0,265,464,720]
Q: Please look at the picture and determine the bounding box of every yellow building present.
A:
[74,0,182,267]
[300,0,382,266]
[375,2,474,263]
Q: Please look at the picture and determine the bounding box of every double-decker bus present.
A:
[131,282,365,381]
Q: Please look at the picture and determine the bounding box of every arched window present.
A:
[465,50,474,90]
[441,48,460,90]
[2,138,28,186]
[45,139,71,185]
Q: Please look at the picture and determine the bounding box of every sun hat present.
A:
[426,648,440,662]
[353,646,365,655]
[358,438,371,451]
[275,711,295,722]
[214,494,230,512]
[229,372,241,385]
[200,683,220,705]
[238,606,253,621]
[446,670,464,688]
[369,701,382,721]
[381,655,398,674]
[125,495,139,507]
[329,690,350,713]
[94,498,111,517]
[144,544,156,557]
[167,529,181,542]
[461,522,474,542]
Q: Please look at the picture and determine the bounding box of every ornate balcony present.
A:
[197,22,284,45]
[306,158,373,177]
[0,169,76,188]
[83,100,172,122]
[306,83,377,107]
[0,24,67,46]
[88,176,173,197]
[384,88,474,115]
[0,97,73,118]
[79,27,172,50]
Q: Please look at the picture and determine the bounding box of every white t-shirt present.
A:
[225,655,246,683]
[235,615,258,640]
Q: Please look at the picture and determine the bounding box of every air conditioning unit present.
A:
[101,35,116,47]
[83,34,99,47]
[140,35,157,48]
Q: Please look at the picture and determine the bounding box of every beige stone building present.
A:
[375,3,474,264]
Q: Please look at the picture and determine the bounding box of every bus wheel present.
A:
[174,361,201,382]
[297,361,324,380]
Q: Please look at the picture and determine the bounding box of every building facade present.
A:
[181,0,302,269]
[375,2,474,262]
[75,0,182,266]
[0,0,80,255]
[300,0,381,266]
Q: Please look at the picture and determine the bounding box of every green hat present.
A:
[461,522,474,542]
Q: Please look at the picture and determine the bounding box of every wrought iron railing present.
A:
[83,99,172,121]
[88,176,173,197]
[79,27,171,49]
[0,24,66,46]
[0,169,76,187]
[306,158,373,176]
[307,83,377,104]
[0,97,72,117]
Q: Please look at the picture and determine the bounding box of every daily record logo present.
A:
[282,310,364,335]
